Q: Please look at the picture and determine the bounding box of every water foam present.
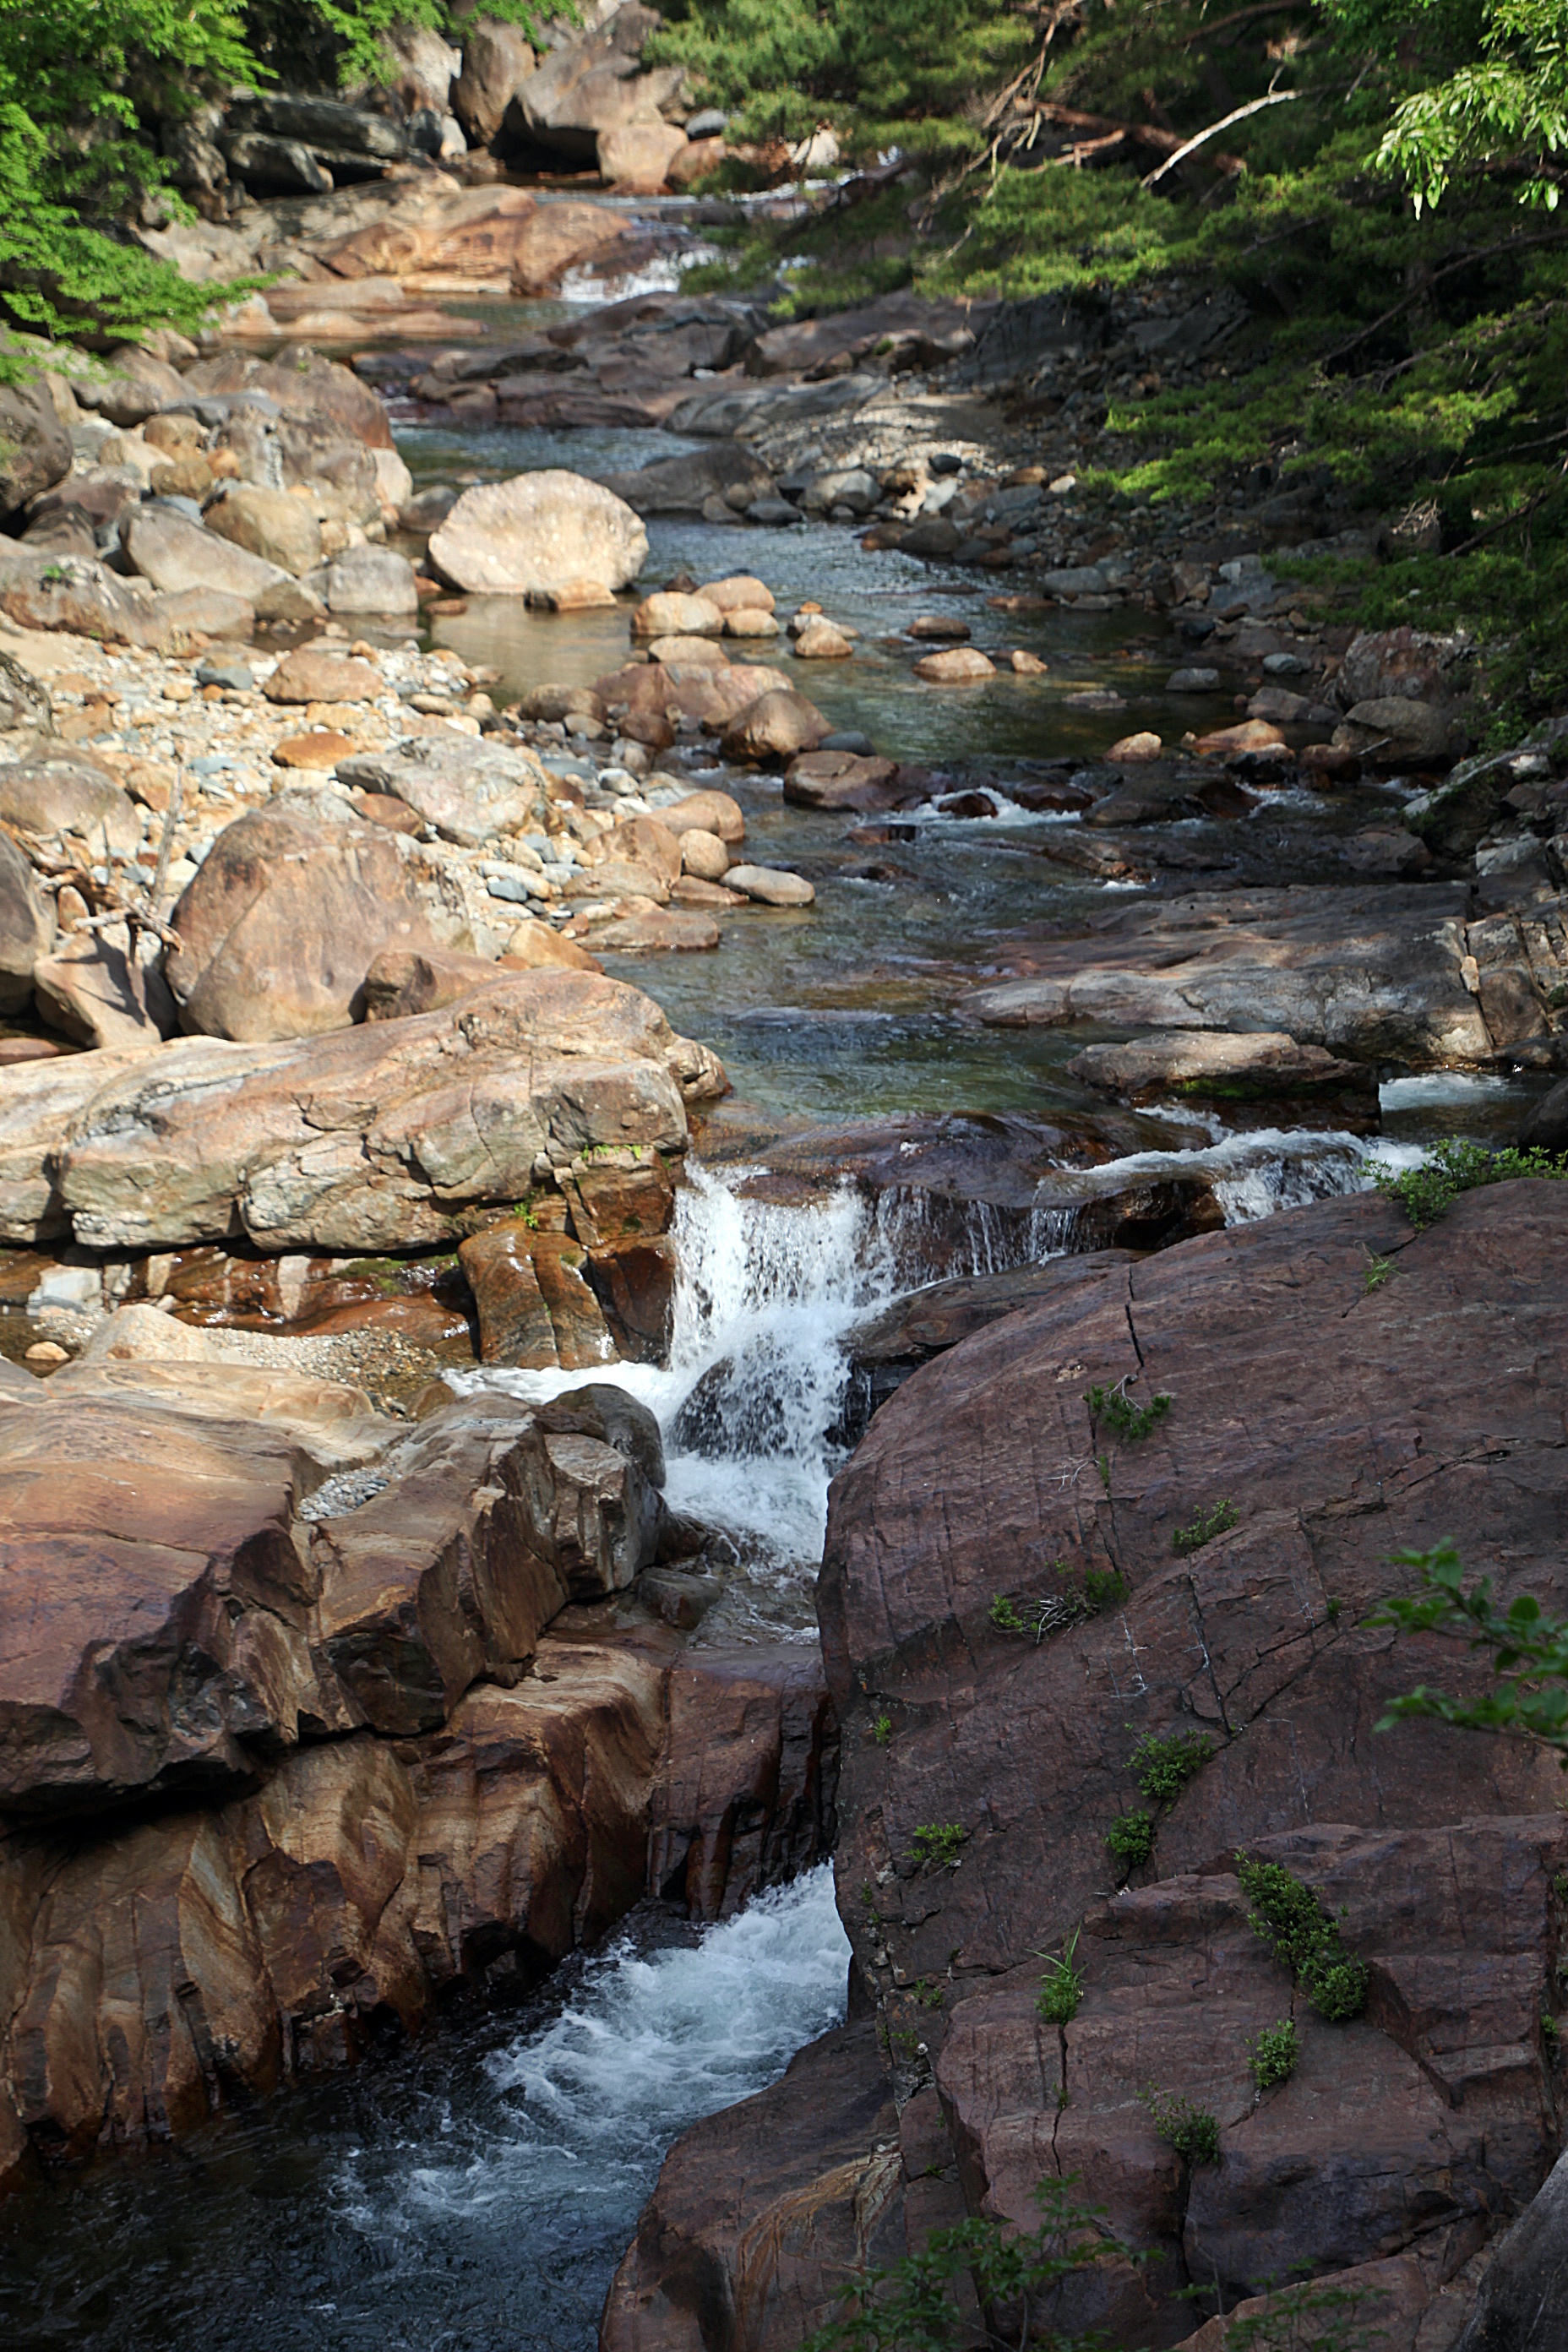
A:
[337,1867,849,2242]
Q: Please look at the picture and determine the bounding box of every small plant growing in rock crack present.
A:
[1248,2018,1299,2092]
[801,2171,1139,2352]
[871,1713,891,1747]
[1106,1810,1155,1874]
[1086,1378,1173,1441]
[1142,2086,1220,2166]
[1097,1452,1112,1494]
[989,1565,1128,1645]
[1035,1927,1084,2025]
[910,1823,967,1870]
[1128,1728,1215,1803]
[1362,1251,1396,1293]
[1173,1499,1239,1554]
[1375,1137,1568,1231]
[1542,2013,1560,2053]
[912,1976,945,2010]
[1237,1854,1369,2022]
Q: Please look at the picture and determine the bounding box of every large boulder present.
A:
[164,794,448,1041]
[214,407,381,521]
[337,733,550,846]
[123,509,323,623]
[0,969,727,1250]
[428,470,647,596]
[181,347,394,450]
[202,484,323,577]
[0,381,72,522]
[324,544,419,617]
[454,16,537,144]
[597,120,687,188]
[720,688,831,764]
[822,1184,1568,2340]
[0,830,54,1014]
[0,753,139,858]
[73,344,188,428]
[505,10,685,161]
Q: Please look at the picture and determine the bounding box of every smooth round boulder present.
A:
[726,864,814,907]
[680,829,730,881]
[631,591,723,640]
[658,789,745,844]
[720,689,830,765]
[1107,732,1163,760]
[700,575,776,615]
[428,470,648,596]
[793,619,852,661]
[263,649,382,705]
[0,756,139,858]
[721,609,780,639]
[913,647,997,683]
[326,545,419,617]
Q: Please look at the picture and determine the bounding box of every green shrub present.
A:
[1247,2017,1299,2091]
[1143,2087,1220,2166]
[1237,1854,1369,2021]
[1371,1538,1568,1761]
[1086,1382,1173,1441]
[989,1564,1128,1645]
[802,2171,1135,2352]
[910,1822,966,1870]
[1035,1926,1084,2026]
[1173,1500,1239,1554]
[1106,1810,1155,1871]
[1128,1729,1215,1803]
[1375,1139,1568,1231]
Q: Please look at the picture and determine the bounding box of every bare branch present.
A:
[1141,83,1299,188]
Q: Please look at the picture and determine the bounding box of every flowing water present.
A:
[0,1873,851,2352]
[2,259,1555,2349]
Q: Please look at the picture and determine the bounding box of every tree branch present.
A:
[1141,83,1299,188]
[1323,231,1568,368]
[1180,0,1308,46]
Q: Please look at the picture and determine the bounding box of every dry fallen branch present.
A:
[1141,82,1299,187]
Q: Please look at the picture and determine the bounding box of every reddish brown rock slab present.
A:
[0,1393,359,1814]
[1066,1028,1380,1132]
[649,1645,840,1920]
[599,2017,902,2352]
[783,750,903,812]
[811,1182,1568,2341]
[313,1387,672,1736]
[937,1819,1565,2337]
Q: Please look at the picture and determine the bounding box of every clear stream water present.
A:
[0,284,1549,2349]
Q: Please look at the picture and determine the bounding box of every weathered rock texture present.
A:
[0,969,726,1250]
[966,885,1568,1065]
[608,1184,1568,2352]
[0,1360,836,2195]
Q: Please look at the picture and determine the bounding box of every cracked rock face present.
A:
[607,1183,1568,2352]
[0,968,723,1251]
[0,1359,837,2192]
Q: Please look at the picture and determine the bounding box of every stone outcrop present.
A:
[0,383,72,523]
[963,885,1566,1065]
[616,1183,1568,2349]
[336,732,551,845]
[0,1351,836,2193]
[0,968,726,1251]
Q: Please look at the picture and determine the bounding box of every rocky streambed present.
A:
[3,101,1568,2352]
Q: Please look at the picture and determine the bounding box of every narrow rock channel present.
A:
[3,63,1568,2352]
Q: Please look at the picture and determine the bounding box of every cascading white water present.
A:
[322,1870,851,2346]
[455,1135,1431,1592]
[455,1162,909,1575]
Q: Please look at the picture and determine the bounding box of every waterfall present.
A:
[455,1162,911,1576]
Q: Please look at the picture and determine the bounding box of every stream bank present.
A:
[2,120,1568,2352]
